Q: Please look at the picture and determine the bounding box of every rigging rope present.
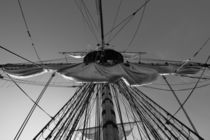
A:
[107,0,123,42]
[126,0,148,50]
[118,88,136,140]
[119,80,204,139]
[65,84,95,140]
[33,83,86,139]
[5,73,52,118]
[131,87,192,139]
[81,85,96,140]
[106,0,151,44]
[112,85,127,140]
[17,0,42,62]
[117,83,153,139]
[172,56,210,119]
[0,45,42,68]
[176,37,210,73]
[162,75,199,134]
[53,86,89,139]
[14,72,55,140]
[126,87,153,140]
[82,0,100,33]
[133,87,204,139]
[130,88,166,139]
[107,15,134,43]
[35,83,95,139]
[74,0,99,42]
[95,85,101,139]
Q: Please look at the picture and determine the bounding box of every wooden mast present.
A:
[98,0,120,139]
[98,0,105,49]
[101,84,119,140]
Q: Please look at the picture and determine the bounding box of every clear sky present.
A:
[0,0,210,140]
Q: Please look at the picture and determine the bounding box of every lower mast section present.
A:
[101,84,119,140]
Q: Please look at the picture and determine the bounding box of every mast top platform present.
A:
[83,49,124,65]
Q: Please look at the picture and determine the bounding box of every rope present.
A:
[74,0,99,42]
[172,56,210,119]
[51,84,91,139]
[45,84,94,139]
[5,73,52,118]
[14,72,55,140]
[33,83,86,139]
[107,16,133,43]
[128,89,152,140]
[131,86,190,139]
[112,85,127,140]
[118,87,136,140]
[81,87,95,140]
[118,82,152,140]
[132,85,204,139]
[107,0,123,41]
[0,45,42,68]
[65,84,95,140]
[95,85,101,139]
[116,84,144,139]
[126,0,148,49]
[17,0,30,37]
[162,75,198,134]
[127,86,166,139]
[17,0,42,62]
[106,0,151,43]
[176,37,210,73]
[118,80,203,139]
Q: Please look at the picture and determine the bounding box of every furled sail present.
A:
[58,63,158,85]
[1,62,202,86]
[2,64,45,78]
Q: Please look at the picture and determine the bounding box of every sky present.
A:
[0,0,210,139]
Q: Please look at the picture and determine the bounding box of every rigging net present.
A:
[32,81,204,140]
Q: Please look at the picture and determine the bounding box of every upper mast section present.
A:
[98,0,105,49]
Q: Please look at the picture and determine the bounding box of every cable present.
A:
[17,0,30,37]
[14,72,55,140]
[107,16,134,43]
[118,88,136,140]
[162,75,198,134]
[130,83,204,139]
[126,0,148,50]
[74,0,99,42]
[107,0,123,41]
[0,45,42,68]
[176,37,210,73]
[106,0,151,43]
[112,86,127,140]
[17,0,42,62]
[172,56,210,118]
[5,73,52,118]
[33,83,87,139]
[142,82,210,92]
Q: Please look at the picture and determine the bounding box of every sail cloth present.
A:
[2,64,46,78]
[58,63,158,85]
[2,62,201,86]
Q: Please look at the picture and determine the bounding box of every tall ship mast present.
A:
[0,0,210,140]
